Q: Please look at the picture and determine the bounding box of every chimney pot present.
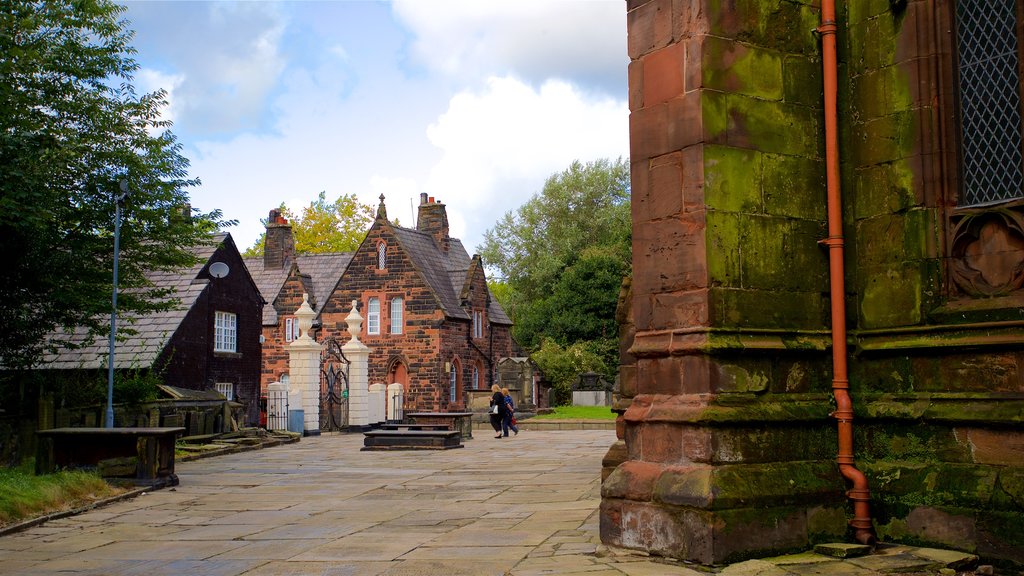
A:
[428,196,435,203]
[420,192,428,206]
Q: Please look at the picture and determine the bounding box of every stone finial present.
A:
[376,194,387,220]
[345,299,364,343]
[295,293,315,340]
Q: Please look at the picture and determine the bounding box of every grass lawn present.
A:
[0,460,128,527]
[531,405,617,420]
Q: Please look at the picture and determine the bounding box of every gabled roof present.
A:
[39,233,233,370]
[389,225,512,325]
[242,252,353,325]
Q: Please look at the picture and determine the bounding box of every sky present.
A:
[121,0,630,255]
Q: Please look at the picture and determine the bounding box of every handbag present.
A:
[490,404,499,414]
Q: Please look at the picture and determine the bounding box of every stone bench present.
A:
[36,427,185,487]
[380,423,450,431]
[361,429,463,451]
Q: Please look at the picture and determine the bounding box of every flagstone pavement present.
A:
[0,430,980,575]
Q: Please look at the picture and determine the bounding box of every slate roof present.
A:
[241,252,353,325]
[390,225,512,325]
[39,234,228,370]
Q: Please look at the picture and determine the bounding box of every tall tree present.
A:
[480,158,630,305]
[479,158,631,386]
[243,192,374,257]
[0,0,227,369]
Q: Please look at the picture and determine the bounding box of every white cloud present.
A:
[124,1,288,137]
[392,0,626,94]
[424,75,628,251]
[134,68,184,126]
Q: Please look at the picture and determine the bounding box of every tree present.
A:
[0,0,228,369]
[243,192,374,257]
[478,158,630,403]
[479,158,630,304]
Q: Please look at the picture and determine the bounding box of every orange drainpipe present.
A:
[818,0,876,544]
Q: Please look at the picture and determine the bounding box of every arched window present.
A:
[377,241,387,269]
[390,297,404,334]
[367,297,380,335]
[449,359,462,404]
[472,365,480,389]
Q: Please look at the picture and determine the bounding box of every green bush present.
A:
[530,339,611,406]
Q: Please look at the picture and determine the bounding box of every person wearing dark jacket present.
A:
[489,384,506,439]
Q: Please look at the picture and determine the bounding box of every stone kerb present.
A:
[288,294,322,436]
[341,300,370,428]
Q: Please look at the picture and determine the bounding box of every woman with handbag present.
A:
[489,384,506,438]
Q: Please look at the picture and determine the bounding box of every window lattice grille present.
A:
[956,0,1024,206]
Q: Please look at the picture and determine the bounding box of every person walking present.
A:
[489,384,506,439]
[502,387,518,437]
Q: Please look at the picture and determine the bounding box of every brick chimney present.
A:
[264,208,295,269]
[417,193,449,253]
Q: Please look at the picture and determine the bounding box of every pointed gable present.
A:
[40,233,258,370]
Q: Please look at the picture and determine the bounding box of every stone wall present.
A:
[321,219,514,413]
[259,266,316,394]
[605,0,1024,568]
[841,0,1024,565]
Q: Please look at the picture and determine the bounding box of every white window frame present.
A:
[472,310,484,338]
[390,297,404,334]
[377,242,387,269]
[284,317,300,342]
[367,297,380,335]
[214,311,237,352]
[215,382,234,401]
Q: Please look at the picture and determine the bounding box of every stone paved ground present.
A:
[0,430,980,575]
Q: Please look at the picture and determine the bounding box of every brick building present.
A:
[38,233,265,424]
[602,0,1024,569]
[243,210,353,396]
[319,194,514,413]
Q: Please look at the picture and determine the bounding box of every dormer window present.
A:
[377,241,387,269]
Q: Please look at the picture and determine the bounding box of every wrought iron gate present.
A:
[320,337,349,431]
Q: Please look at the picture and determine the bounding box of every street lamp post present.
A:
[105,179,128,429]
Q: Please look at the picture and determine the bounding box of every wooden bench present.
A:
[380,423,450,431]
[36,427,185,487]
[405,412,474,440]
[361,429,463,451]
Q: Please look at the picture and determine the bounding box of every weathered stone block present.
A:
[648,152,684,219]
[704,0,819,56]
[627,0,673,59]
[762,153,825,220]
[633,211,708,294]
[705,211,743,287]
[710,287,826,329]
[702,36,784,101]
[704,145,763,213]
[743,216,828,292]
[642,42,686,106]
[783,55,823,106]
[858,262,925,328]
[649,289,709,331]
[631,91,704,160]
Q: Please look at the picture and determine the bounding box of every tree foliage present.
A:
[530,339,610,407]
[243,191,374,257]
[0,0,228,369]
[479,158,630,401]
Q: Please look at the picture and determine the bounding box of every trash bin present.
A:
[288,409,304,434]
